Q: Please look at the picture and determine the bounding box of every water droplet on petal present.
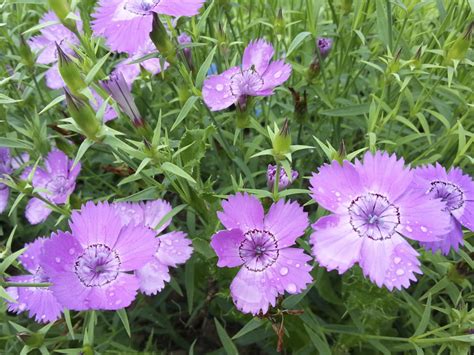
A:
[405,226,413,232]
[274,70,282,78]
[279,267,289,276]
[393,257,401,264]
[420,226,428,232]
[287,283,297,293]
[335,191,341,197]
[215,84,224,91]
[55,257,61,263]
[68,248,75,255]
[41,314,46,319]
[295,263,300,268]
[396,269,405,276]
[115,300,122,305]
[165,239,172,246]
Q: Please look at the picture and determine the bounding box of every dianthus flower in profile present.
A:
[411,163,474,255]
[203,39,292,111]
[267,164,298,190]
[309,151,451,290]
[316,37,332,58]
[7,238,63,323]
[91,0,205,55]
[210,193,312,315]
[113,199,193,295]
[28,11,82,90]
[40,201,157,310]
[22,150,81,225]
[0,148,12,213]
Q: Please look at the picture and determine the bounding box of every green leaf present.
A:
[161,162,196,184]
[185,257,195,314]
[287,31,312,57]
[214,318,238,355]
[39,94,65,115]
[0,93,22,104]
[413,294,431,336]
[85,53,111,84]
[232,318,264,340]
[304,324,331,355]
[171,96,199,131]
[196,46,217,88]
[116,309,131,337]
[320,103,370,117]
[0,137,33,150]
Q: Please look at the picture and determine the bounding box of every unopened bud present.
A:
[56,43,86,95]
[178,33,193,70]
[289,88,307,124]
[19,35,34,67]
[316,37,333,58]
[17,332,44,348]
[48,0,77,33]
[445,22,473,64]
[331,141,346,164]
[274,8,285,36]
[272,119,291,160]
[65,89,101,140]
[149,13,176,64]
[101,72,144,128]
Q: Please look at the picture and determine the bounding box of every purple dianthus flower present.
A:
[309,151,451,290]
[92,0,205,55]
[113,199,193,295]
[202,39,292,111]
[267,164,298,190]
[40,201,157,310]
[6,238,63,323]
[411,163,474,255]
[211,193,312,315]
[22,150,81,225]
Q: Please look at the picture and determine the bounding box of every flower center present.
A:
[74,244,121,287]
[230,68,264,98]
[46,175,69,196]
[239,229,279,272]
[348,193,400,240]
[124,0,159,15]
[429,180,464,211]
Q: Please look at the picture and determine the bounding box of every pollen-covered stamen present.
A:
[229,68,264,98]
[239,229,279,272]
[124,0,160,15]
[429,180,464,211]
[45,175,69,196]
[348,193,400,240]
[74,244,121,287]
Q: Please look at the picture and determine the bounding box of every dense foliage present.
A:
[0,0,473,354]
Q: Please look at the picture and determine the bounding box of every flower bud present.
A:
[331,141,346,164]
[17,332,44,348]
[306,58,320,82]
[289,88,307,124]
[65,89,101,140]
[272,119,291,160]
[48,0,77,33]
[178,33,193,70]
[18,35,35,67]
[341,0,352,14]
[56,43,86,95]
[445,22,473,64]
[101,72,145,128]
[274,8,285,37]
[316,37,333,58]
[149,13,176,64]
[267,164,298,191]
